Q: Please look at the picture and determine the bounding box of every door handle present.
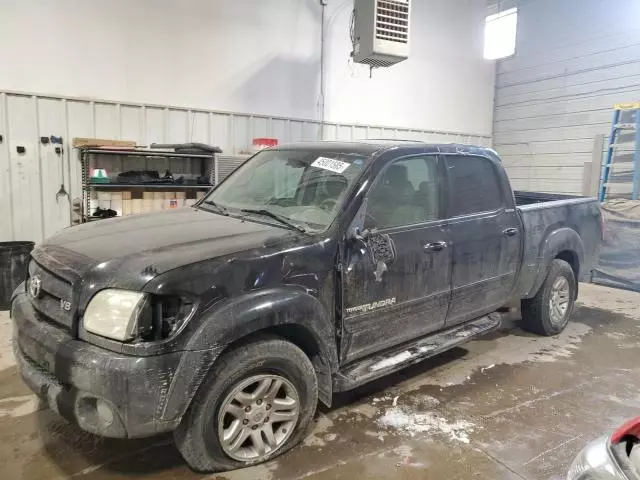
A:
[424,241,447,252]
[503,228,518,237]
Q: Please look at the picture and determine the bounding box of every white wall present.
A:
[0,0,495,136]
[493,0,640,194]
[324,0,495,134]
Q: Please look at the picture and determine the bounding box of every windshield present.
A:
[202,149,369,231]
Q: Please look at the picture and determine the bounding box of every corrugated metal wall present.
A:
[493,0,640,195]
[0,90,490,243]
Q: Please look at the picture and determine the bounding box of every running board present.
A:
[334,313,502,392]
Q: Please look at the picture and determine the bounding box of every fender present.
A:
[528,227,584,298]
[161,287,337,420]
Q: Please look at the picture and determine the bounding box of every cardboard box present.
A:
[110,199,122,217]
[143,192,154,200]
[72,137,136,148]
[122,199,132,216]
[164,191,176,200]
[122,191,132,200]
[132,199,143,214]
[142,199,154,213]
[175,191,186,200]
[89,199,99,215]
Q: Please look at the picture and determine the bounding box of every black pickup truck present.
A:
[11,141,601,472]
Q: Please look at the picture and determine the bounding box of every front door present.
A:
[341,155,451,363]
[443,154,522,326]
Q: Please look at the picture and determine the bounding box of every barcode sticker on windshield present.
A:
[311,157,350,173]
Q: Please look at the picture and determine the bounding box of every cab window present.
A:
[365,155,439,229]
[444,155,502,217]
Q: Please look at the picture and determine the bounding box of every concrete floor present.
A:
[1,283,639,480]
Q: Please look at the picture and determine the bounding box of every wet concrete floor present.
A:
[1,283,639,479]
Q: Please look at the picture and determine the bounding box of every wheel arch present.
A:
[162,288,337,421]
[527,228,584,299]
[215,322,334,407]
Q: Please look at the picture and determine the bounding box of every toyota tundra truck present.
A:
[11,141,601,472]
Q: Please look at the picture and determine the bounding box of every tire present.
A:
[521,259,576,336]
[174,337,318,473]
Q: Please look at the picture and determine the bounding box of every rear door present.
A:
[341,154,451,362]
[443,154,522,326]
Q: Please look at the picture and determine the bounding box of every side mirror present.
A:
[351,228,370,243]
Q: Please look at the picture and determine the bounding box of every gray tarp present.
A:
[592,199,640,292]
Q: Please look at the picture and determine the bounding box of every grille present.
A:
[28,260,74,329]
[375,0,410,44]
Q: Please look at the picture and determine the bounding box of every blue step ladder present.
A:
[599,103,640,201]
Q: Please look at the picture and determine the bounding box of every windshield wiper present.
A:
[202,200,228,215]
[240,208,306,233]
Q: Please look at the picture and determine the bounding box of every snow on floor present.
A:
[377,406,475,444]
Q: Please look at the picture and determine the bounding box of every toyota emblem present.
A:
[28,275,42,299]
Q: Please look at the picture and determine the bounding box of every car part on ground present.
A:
[568,417,640,480]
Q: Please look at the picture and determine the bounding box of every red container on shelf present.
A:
[252,138,279,150]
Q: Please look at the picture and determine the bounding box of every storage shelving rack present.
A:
[79,146,216,222]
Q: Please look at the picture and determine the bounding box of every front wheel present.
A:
[521,259,576,336]
[174,337,318,473]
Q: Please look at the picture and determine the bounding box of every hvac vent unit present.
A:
[352,0,411,68]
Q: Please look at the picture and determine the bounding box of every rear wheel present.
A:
[521,259,576,336]
[174,337,318,472]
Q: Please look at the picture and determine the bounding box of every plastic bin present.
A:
[0,241,34,310]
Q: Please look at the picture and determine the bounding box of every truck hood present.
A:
[42,208,298,289]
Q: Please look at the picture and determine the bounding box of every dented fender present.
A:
[162,287,338,418]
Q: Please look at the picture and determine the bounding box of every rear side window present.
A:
[445,155,502,216]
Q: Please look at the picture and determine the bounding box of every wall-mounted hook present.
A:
[56,184,69,201]
[40,136,50,145]
[16,145,26,154]
[50,136,63,144]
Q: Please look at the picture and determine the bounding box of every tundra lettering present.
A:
[346,297,397,314]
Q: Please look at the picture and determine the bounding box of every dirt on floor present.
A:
[1,283,639,480]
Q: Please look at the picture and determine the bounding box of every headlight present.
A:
[567,437,621,480]
[84,289,148,341]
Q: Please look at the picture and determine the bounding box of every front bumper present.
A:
[11,292,185,438]
[568,436,627,480]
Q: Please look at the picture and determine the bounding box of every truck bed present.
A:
[514,191,601,298]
